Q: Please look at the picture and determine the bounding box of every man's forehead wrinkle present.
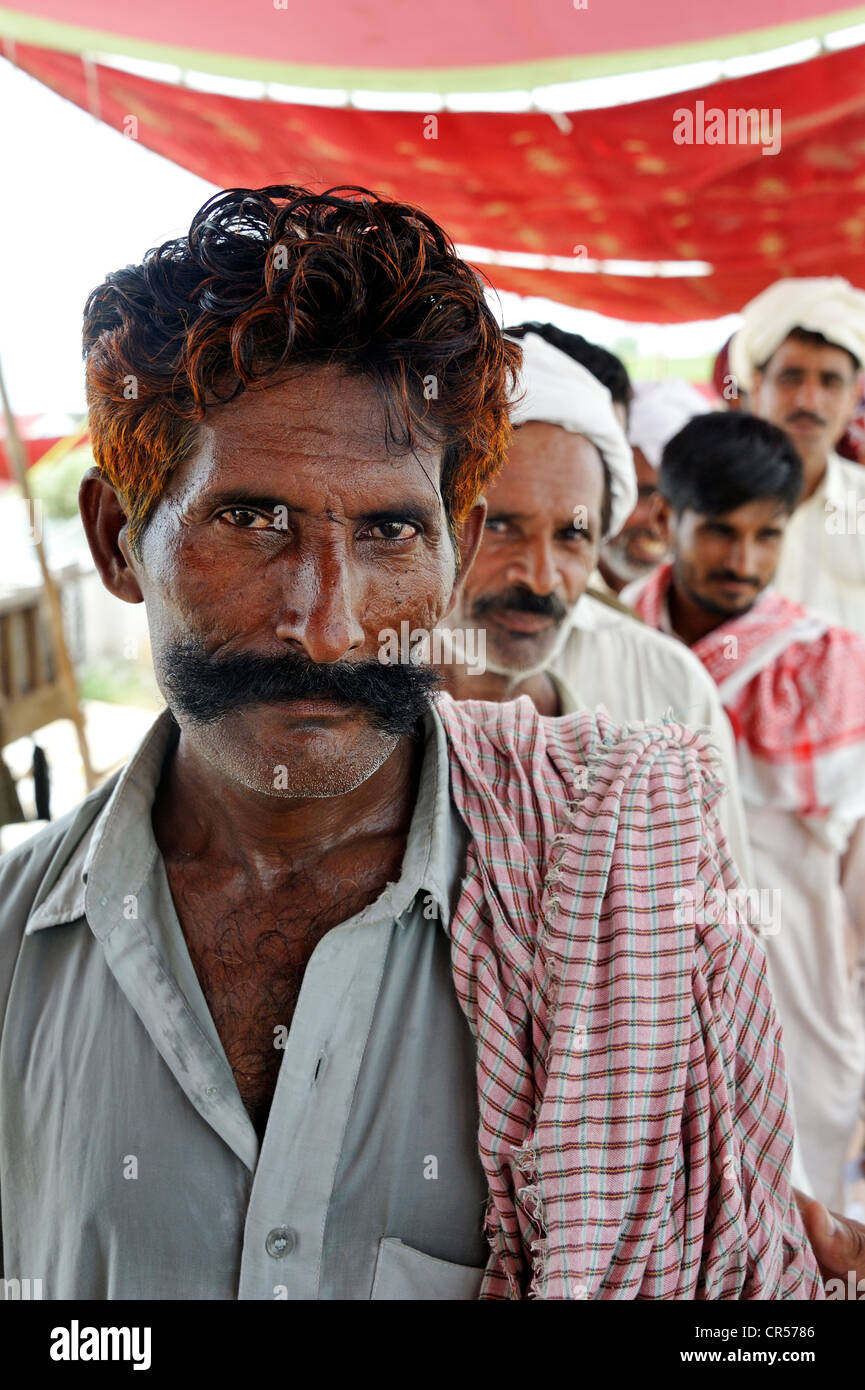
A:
[198,416,442,469]
[489,508,595,528]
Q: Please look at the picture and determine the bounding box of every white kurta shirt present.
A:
[551,592,755,888]
[747,806,865,1211]
[772,450,865,640]
[619,579,865,1210]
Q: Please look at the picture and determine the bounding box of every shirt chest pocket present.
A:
[370,1237,485,1300]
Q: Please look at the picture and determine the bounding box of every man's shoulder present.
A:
[560,596,724,704]
[829,449,865,494]
[0,775,113,869]
[0,775,117,932]
[439,693,745,978]
[436,691,725,812]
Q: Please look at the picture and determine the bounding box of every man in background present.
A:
[600,377,710,594]
[441,328,753,881]
[626,410,865,1210]
[730,276,865,637]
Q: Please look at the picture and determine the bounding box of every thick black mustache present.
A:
[786,410,827,427]
[709,572,760,587]
[161,638,440,737]
[471,587,568,623]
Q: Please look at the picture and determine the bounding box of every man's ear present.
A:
[649,492,674,548]
[444,499,486,619]
[78,467,144,603]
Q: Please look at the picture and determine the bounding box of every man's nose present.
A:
[793,378,823,415]
[505,535,558,595]
[728,536,758,577]
[273,547,365,663]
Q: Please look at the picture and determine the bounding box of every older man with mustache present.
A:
[0,187,819,1301]
[442,329,753,883]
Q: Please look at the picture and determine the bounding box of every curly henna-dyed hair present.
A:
[83,184,520,555]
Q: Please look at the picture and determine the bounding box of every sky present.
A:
[0,57,740,419]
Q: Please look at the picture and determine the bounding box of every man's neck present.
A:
[151,723,422,888]
[666,583,729,648]
[798,448,830,503]
[443,665,561,716]
[596,557,627,595]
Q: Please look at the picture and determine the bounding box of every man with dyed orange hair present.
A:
[0,185,820,1301]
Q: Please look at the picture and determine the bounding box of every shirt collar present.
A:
[25,702,455,936]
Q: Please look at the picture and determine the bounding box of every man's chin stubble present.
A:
[689,588,759,621]
[483,620,572,686]
[173,707,405,799]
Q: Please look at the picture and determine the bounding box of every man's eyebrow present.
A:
[198,490,441,523]
[360,503,440,525]
[201,489,293,512]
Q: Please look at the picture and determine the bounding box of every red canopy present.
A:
[1,0,862,89]
[0,418,66,481]
[8,40,865,320]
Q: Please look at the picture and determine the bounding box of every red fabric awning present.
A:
[0,431,62,482]
[8,42,865,321]
[1,0,862,89]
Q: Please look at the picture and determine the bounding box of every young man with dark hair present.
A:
[625,410,865,1211]
[0,189,819,1301]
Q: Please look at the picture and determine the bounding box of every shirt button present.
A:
[265,1227,296,1259]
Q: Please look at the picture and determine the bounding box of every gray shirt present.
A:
[0,705,490,1300]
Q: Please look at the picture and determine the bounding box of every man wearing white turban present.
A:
[440,325,753,883]
[730,276,865,638]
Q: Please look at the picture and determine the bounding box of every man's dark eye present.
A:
[220,509,271,530]
[365,520,420,541]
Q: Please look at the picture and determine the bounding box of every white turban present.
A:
[729,276,865,392]
[628,378,712,470]
[505,331,637,540]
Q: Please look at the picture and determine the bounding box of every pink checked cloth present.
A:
[437,692,823,1300]
[631,561,865,819]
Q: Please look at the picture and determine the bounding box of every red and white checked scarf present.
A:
[631,562,865,820]
[437,693,822,1300]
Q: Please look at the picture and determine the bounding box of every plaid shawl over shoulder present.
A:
[436,693,822,1301]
